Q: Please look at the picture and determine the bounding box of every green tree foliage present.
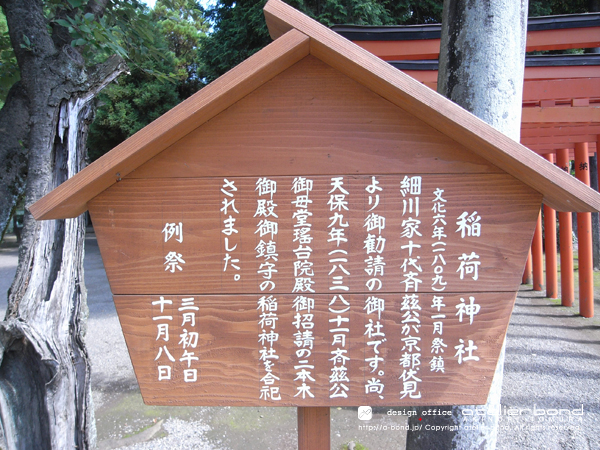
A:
[201,0,272,82]
[529,0,591,17]
[202,0,434,82]
[87,57,181,160]
[1,1,175,106]
[202,0,440,82]
[87,0,208,161]
[46,0,168,69]
[382,0,442,25]
[294,0,391,26]
[1,0,196,161]
[201,0,596,83]
[1,0,159,108]
[0,11,18,107]
[152,0,209,98]
[377,0,591,24]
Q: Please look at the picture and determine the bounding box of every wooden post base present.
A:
[298,407,330,450]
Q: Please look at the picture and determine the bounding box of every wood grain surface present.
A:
[115,292,516,406]
[298,407,330,450]
[127,57,500,179]
[89,174,541,296]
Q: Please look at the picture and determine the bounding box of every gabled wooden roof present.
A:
[30,0,600,220]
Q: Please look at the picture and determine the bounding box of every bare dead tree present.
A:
[0,0,127,447]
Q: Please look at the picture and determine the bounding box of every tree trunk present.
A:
[0,97,91,449]
[0,1,127,447]
[0,81,29,242]
[0,91,123,449]
[406,1,528,449]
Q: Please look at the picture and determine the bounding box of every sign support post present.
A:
[298,407,330,450]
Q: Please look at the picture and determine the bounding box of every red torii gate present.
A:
[333,13,600,317]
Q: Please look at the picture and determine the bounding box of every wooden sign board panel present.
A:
[89,175,539,295]
[85,54,543,407]
[127,56,502,180]
[115,292,515,406]
[90,173,540,406]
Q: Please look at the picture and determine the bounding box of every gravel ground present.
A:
[496,289,600,450]
[123,419,217,450]
[1,232,599,449]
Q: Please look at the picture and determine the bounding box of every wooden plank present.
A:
[29,29,310,220]
[298,407,330,450]
[128,57,500,179]
[524,66,600,81]
[115,291,516,406]
[89,174,541,296]
[347,28,600,60]
[394,69,600,90]
[521,134,600,147]
[523,78,600,101]
[522,106,600,124]
[526,27,600,52]
[522,78,600,103]
[353,40,441,61]
[521,124,600,138]
[525,142,597,153]
[263,0,600,212]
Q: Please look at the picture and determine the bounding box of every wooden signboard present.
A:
[90,172,539,407]
[84,54,541,407]
[31,0,600,418]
